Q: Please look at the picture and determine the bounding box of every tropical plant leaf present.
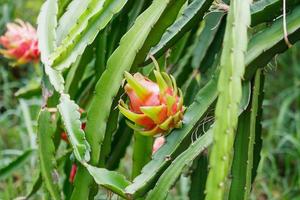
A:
[51,0,128,71]
[145,129,213,200]
[37,110,61,200]
[0,149,35,180]
[85,164,131,199]
[204,0,251,199]
[37,0,64,93]
[58,93,90,162]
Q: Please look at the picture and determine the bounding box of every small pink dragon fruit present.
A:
[0,19,40,65]
[118,67,185,136]
[69,164,77,183]
[152,137,165,154]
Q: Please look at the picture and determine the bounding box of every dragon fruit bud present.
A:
[118,69,185,136]
[152,137,165,154]
[0,19,40,65]
[61,122,86,143]
[69,164,77,183]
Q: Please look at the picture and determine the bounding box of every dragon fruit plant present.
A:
[0,19,39,65]
[3,0,300,199]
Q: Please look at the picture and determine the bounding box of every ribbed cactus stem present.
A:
[205,0,251,199]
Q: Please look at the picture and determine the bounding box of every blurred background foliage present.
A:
[0,0,299,199]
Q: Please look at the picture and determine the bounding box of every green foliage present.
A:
[246,5,300,79]
[228,69,265,200]
[37,0,64,92]
[2,0,300,199]
[37,110,61,200]
[58,94,90,162]
[132,133,153,179]
[51,0,129,71]
[146,130,213,200]
[85,164,131,198]
[251,0,300,26]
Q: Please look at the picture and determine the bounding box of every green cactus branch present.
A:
[246,5,300,79]
[58,94,90,163]
[37,0,64,93]
[85,164,131,198]
[56,0,91,45]
[37,110,61,200]
[132,133,153,179]
[251,0,300,26]
[145,129,213,200]
[144,0,214,64]
[204,0,251,199]
[244,69,265,199]
[228,69,265,200]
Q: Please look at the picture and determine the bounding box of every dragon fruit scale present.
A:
[118,68,186,137]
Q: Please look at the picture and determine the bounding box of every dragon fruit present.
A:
[0,19,39,65]
[118,67,185,136]
[152,137,165,154]
[69,164,77,183]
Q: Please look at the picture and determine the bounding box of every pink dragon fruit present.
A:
[0,19,40,65]
[118,67,185,136]
[152,137,165,154]
[69,164,77,183]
